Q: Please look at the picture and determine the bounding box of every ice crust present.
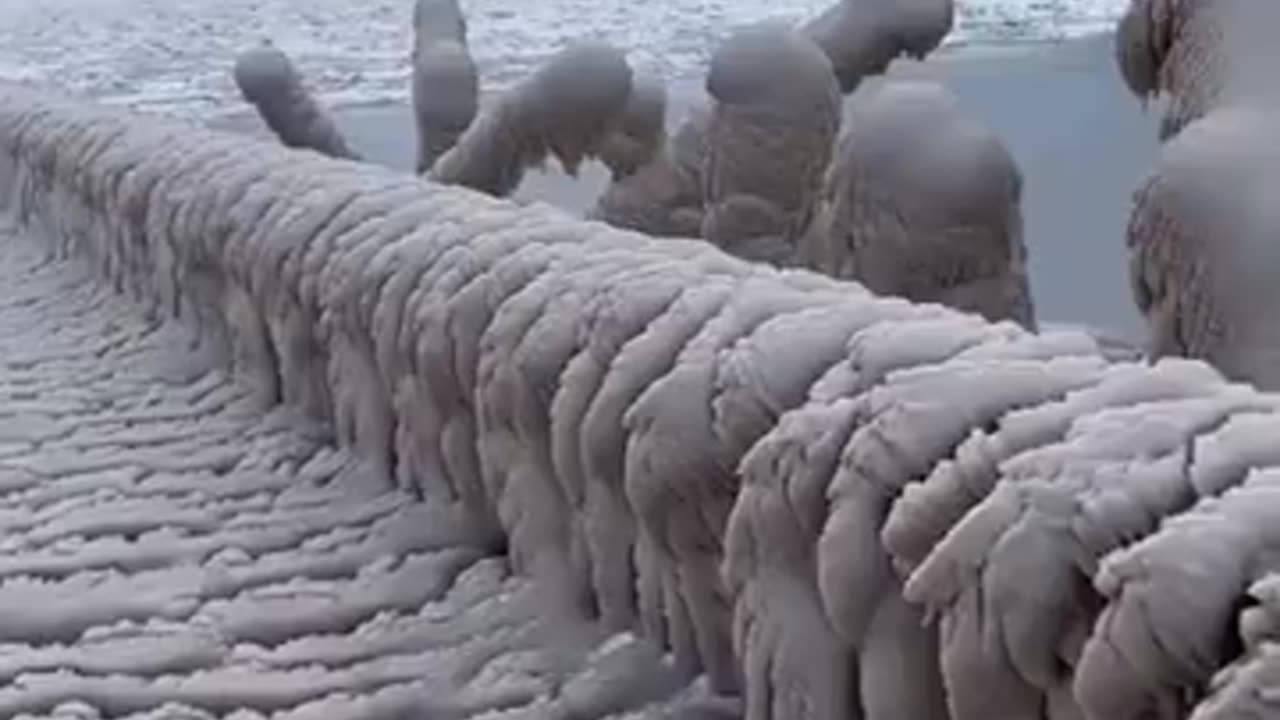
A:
[5,85,1280,720]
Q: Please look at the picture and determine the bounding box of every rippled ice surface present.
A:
[0,0,1126,117]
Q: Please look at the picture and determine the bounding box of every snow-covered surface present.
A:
[5,82,1280,720]
[0,0,1127,118]
[0,225,724,720]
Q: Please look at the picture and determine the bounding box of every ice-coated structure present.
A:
[4,83,1280,719]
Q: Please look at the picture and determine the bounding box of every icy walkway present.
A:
[0,222,719,720]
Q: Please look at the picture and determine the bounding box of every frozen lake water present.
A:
[0,0,1128,117]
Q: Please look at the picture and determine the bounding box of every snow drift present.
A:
[5,83,1280,720]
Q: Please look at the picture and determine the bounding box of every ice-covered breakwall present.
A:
[4,85,1280,720]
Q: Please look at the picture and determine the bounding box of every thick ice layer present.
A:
[816,79,1033,328]
[429,41,634,196]
[6,84,1280,720]
[700,22,840,266]
[0,228,707,718]
[232,44,360,161]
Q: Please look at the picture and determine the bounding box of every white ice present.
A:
[0,222,711,719]
[0,0,1127,119]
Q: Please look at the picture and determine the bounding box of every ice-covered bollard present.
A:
[232,43,360,161]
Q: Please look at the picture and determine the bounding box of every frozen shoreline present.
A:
[2,0,1127,119]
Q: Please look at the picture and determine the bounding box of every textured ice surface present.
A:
[7,85,1280,720]
[0,0,1127,118]
[0,226,714,718]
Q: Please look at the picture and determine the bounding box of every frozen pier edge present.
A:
[3,84,1280,720]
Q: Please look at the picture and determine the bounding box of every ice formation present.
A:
[1118,0,1280,394]
[589,0,959,246]
[596,72,669,183]
[5,74,1280,720]
[409,0,478,172]
[1114,0,1280,140]
[1126,103,1280,389]
[699,22,841,266]
[586,86,710,239]
[231,43,360,160]
[815,79,1036,328]
[429,41,635,197]
[0,0,1129,119]
[802,0,954,93]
